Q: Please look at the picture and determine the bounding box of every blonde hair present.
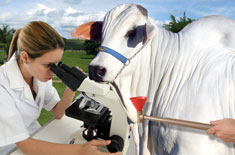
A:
[8,21,64,61]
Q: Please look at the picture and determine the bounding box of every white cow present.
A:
[71,3,235,155]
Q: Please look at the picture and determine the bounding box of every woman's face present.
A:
[26,48,64,82]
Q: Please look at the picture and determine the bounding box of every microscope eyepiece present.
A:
[50,63,63,77]
[57,61,64,67]
[49,61,86,91]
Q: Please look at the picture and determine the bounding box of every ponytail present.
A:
[8,29,21,61]
[8,21,64,61]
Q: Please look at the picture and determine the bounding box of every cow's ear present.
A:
[71,21,103,40]
[143,22,155,44]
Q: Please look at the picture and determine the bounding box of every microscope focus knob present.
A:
[107,135,124,153]
[83,128,97,141]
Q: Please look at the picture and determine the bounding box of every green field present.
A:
[60,50,94,73]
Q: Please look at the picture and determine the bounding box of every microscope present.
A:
[50,62,130,153]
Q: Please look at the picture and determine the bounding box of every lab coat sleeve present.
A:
[0,86,29,147]
[43,80,60,111]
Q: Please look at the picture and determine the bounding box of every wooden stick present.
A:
[140,115,213,130]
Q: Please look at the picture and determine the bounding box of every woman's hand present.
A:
[206,118,235,142]
[78,140,122,155]
[17,138,122,155]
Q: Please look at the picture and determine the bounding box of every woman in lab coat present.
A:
[0,21,121,155]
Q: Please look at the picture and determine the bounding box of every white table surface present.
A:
[10,115,136,155]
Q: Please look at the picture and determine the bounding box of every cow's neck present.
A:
[132,28,180,114]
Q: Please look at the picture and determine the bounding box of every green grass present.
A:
[38,108,54,126]
[37,50,94,125]
[61,50,95,73]
[0,52,6,64]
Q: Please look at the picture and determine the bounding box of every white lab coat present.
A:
[0,55,60,155]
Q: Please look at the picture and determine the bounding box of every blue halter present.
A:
[98,46,129,65]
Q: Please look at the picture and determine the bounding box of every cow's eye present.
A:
[125,27,136,39]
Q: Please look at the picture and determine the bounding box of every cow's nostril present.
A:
[88,65,106,82]
[96,67,106,77]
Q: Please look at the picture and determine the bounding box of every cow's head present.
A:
[71,4,155,123]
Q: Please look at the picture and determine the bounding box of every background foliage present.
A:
[163,12,195,33]
[63,38,85,51]
[0,25,15,62]
[84,40,101,55]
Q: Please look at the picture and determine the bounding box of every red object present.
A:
[130,96,147,112]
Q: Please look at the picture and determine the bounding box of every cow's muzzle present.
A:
[88,65,106,82]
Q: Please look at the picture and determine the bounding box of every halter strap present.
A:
[98,46,128,64]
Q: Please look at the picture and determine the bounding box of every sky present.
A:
[0,0,235,38]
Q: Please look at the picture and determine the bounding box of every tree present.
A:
[0,25,15,59]
[64,38,85,51]
[163,12,195,33]
[84,40,101,55]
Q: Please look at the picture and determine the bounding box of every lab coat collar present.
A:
[5,56,26,89]
[5,55,42,102]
